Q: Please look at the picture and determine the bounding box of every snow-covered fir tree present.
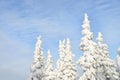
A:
[77,14,119,80]
[96,32,119,80]
[45,50,55,80]
[77,13,97,80]
[56,40,66,80]
[29,14,120,80]
[63,38,77,80]
[30,36,45,80]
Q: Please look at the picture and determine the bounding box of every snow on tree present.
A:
[28,14,120,80]
[77,14,119,80]
[29,36,45,80]
[77,13,97,80]
[45,50,55,80]
[96,32,119,80]
[56,40,66,80]
[117,48,120,69]
[117,48,120,78]
[56,38,77,80]
[63,38,77,80]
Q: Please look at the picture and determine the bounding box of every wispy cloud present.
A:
[0,31,32,80]
[0,0,120,80]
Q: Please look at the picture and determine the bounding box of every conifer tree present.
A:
[96,32,119,80]
[30,36,45,80]
[77,14,97,80]
[28,14,120,80]
[45,50,55,80]
[56,40,66,80]
[63,38,77,80]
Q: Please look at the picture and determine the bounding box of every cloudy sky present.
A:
[0,0,120,80]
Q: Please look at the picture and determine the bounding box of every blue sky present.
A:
[0,0,120,80]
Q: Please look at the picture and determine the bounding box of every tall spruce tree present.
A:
[29,14,120,80]
[77,14,97,80]
[30,36,45,80]
[45,50,55,80]
[96,32,119,80]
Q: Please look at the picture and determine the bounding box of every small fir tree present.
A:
[45,50,55,80]
[56,40,66,80]
[30,36,45,80]
[63,38,77,80]
[96,32,119,80]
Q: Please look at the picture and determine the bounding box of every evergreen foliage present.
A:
[29,14,120,80]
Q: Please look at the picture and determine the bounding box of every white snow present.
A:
[29,14,120,80]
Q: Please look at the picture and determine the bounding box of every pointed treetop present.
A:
[62,39,66,48]
[47,50,52,58]
[82,13,91,35]
[84,13,88,22]
[97,32,103,43]
[59,40,62,47]
[66,38,71,51]
[66,38,70,44]
[83,13,90,24]
[59,40,63,49]
[37,36,42,46]
[59,40,62,44]
[63,39,66,44]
